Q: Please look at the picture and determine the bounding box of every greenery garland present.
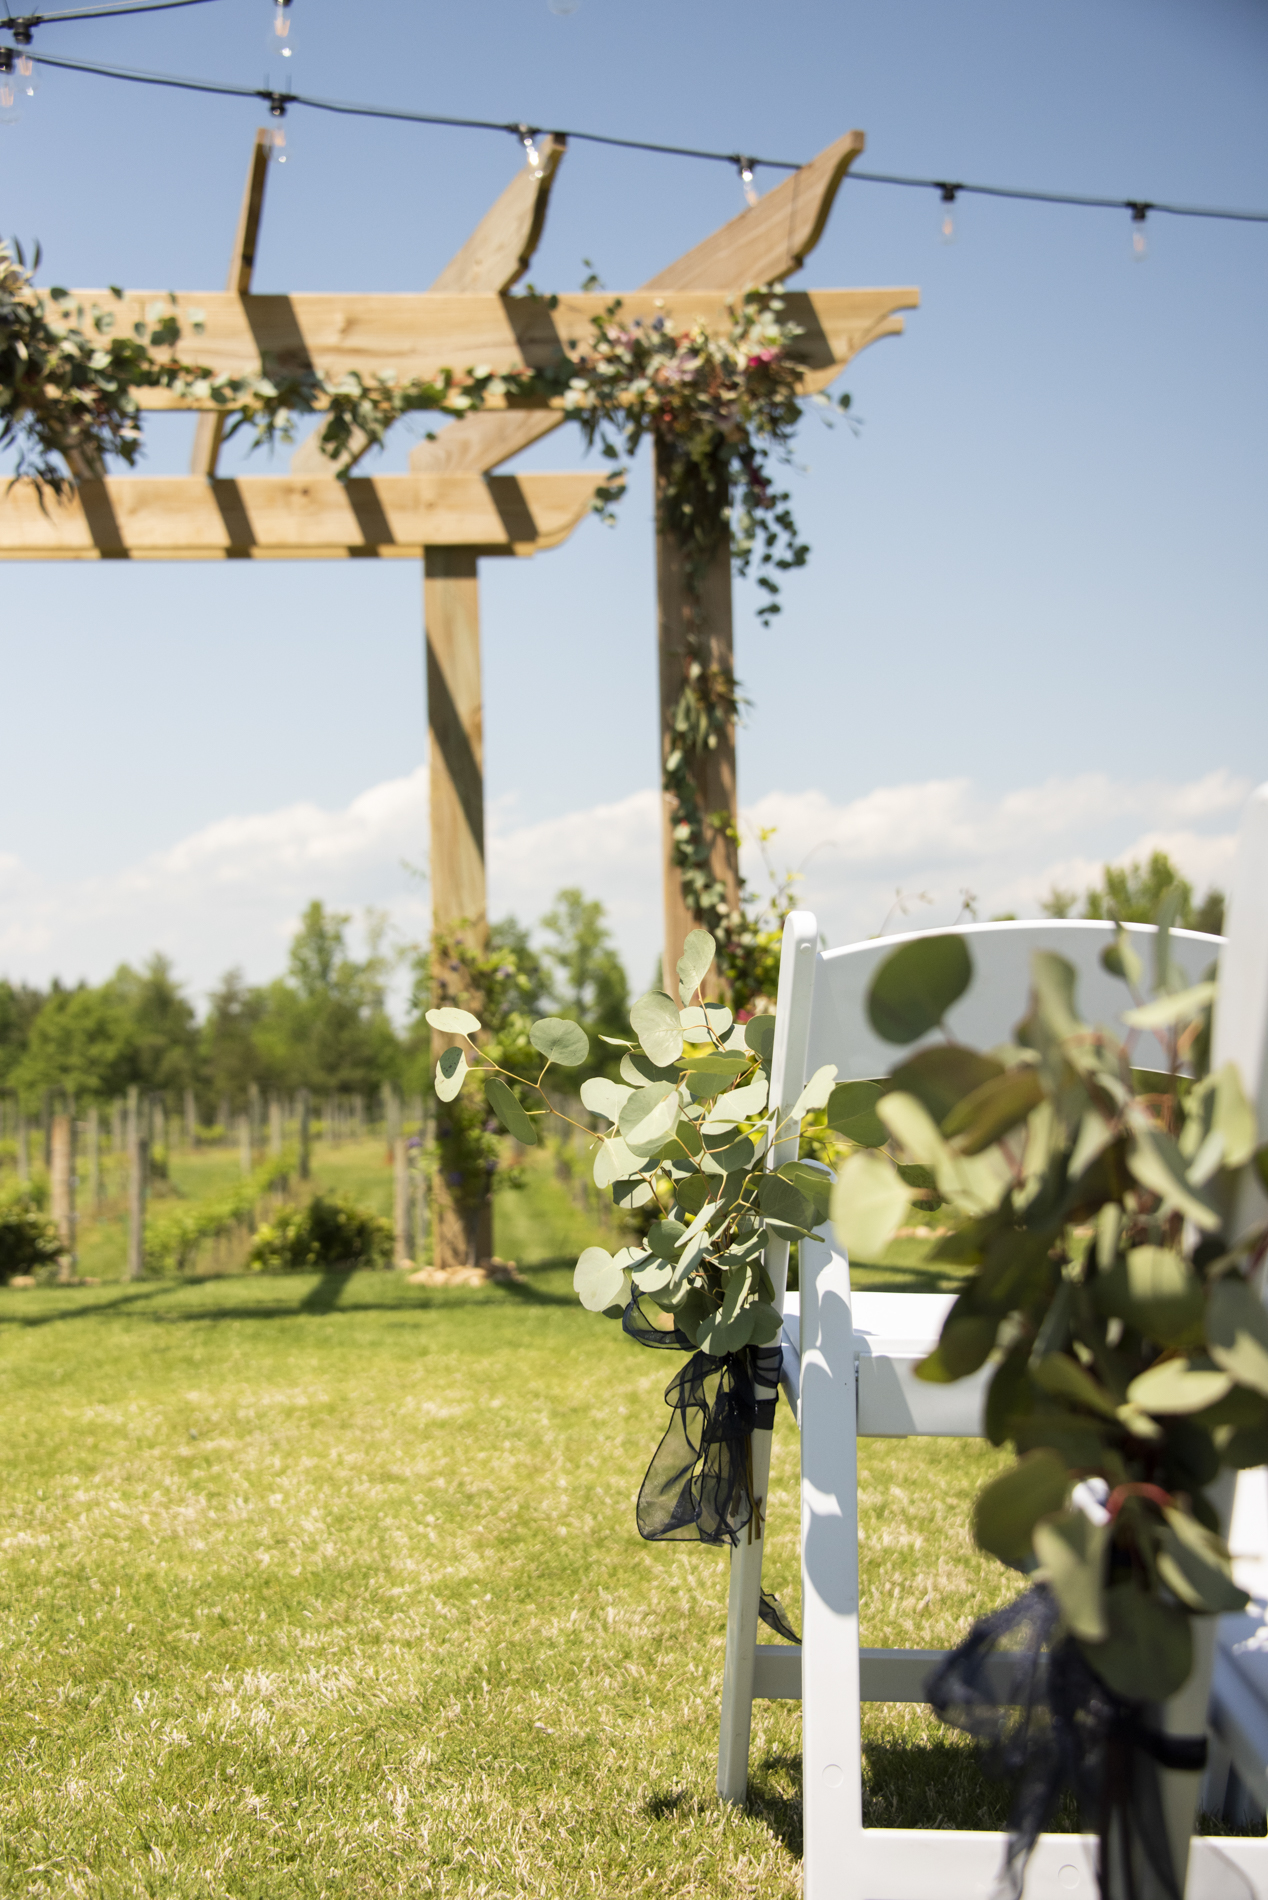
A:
[4,244,840,996]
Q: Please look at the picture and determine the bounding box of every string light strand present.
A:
[4,43,1266,229]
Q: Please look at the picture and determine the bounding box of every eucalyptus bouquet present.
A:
[431,925,835,1545]
[831,912,1266,1897]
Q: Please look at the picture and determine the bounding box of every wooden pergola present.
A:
[7,127,917,1267]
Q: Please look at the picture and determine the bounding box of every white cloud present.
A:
[0,766,1249,1007]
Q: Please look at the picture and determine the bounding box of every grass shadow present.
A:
[298,1271,353,1315]
[748,1747,803,1855]
[0,1283,173,1329]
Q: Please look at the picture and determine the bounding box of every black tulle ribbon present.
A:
[623,1296,783,1548]
[928,1584,1207,1900]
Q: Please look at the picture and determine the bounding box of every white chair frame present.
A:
[715,894,1268,1897]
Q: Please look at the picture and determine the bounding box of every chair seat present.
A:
[779,1290,990,1436]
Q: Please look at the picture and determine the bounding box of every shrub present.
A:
[0,1186,62,1283]
[246,1193,393,1275]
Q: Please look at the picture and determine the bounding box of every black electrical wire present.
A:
[6,41,1268,228]
[1,0,218,42]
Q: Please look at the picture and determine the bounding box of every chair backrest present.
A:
[818,918,1219,1081]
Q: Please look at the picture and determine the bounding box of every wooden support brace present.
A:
[191,129,271,478]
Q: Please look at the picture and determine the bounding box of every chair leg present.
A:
[717,1422,776,1804]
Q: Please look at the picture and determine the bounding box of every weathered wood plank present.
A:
[191,130,272,477]
[39,289,917,402]
[0,471,599,559]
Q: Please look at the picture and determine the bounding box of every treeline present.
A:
[0,888,630,1118]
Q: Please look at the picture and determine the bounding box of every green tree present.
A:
[201,968,272,1112]
[254,902,401,1097]
[539,888,629,1046]
[1041,850,1225,934]
[106,954,200,1094]
[0,979,45,1088]
[9,985,139,1106]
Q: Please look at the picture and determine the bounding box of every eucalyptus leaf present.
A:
[1158,1508,1247,1615]
[485,1076,538,1145]
[620,1050,681,1088]
[943,1067,1045,1156]
[646,1219,688,1262]
[696,1302,757,1356]
[890,1046,1004,1125]
[612,1175,655,1210]
[973,1450,1070,1567]
[701,1075,769,1130]
[1078,1583,1191,1702]
[791,1063,839,1121]
[425,1006,481,1035]
[630,991,685,1067]
[1094,1246,1204,1349]
[777,1161,833,1222]
[1033,1510,1110,1642]
[826,1080,887,1147]
[680,1002,733,1039]
[749,1302,784,1346]
[759,1173,816,1235]
[1033,1353,1121,1421]
[580,1076,632,1124]
[619,1081,682,1156]
[435,1045,468,1102]
[1101,931,1144,989]
[676,928,717,1006]
[1126,1356,1234,1415]
[529,1016,590,1067]
[631,1255,676,1293]
[1208,1276,1268,1398]
[831,1151,910,1262]
[573,1246,627,1313]
[1122,982,1217,1031]
[744,1015,777,1064]
[1028,951,1084,1042]
[700,1131,757,1177]
[1128,1125,1220,1231]
[867,934,972,1044]
[593,1135,641,1190]
[1211,1061,1258,1171]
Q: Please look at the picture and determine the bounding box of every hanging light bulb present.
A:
[265,95,288,163]
[737,158,759,208]
[938,183,958,243]
[1129,201,1148,261]
[16,52,38,99]
[267,0,294,62]
[0,48,18,124]
[518,125,543,178]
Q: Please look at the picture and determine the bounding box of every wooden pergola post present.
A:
[655,523,740,994]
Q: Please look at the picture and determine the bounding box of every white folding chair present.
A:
[716,886,1268,1896]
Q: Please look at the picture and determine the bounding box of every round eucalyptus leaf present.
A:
[580,1076,631,1124]
[485,1076,538,1145]
[676,928,717,1006]
[425,1006,482,1035]
[826,1081,887,1147]
[630,991,684,1067]
[744,1016,776,1064]
[435,1046,468,1103]
[530,1016,590,1068]
[574,1246,627,1314]
[1078,1583,1192,1703]
[867,935,972,1044]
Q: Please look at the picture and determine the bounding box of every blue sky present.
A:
[1,0,1265,999]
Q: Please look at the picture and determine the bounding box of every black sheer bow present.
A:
[623,1296,782,1548]
[928,1584,1206,1900]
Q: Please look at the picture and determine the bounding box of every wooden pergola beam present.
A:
[190,129,272,478]
[40,288,916,401]
[0,471,598,559]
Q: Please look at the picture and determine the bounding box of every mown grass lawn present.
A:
[0,1227,1029,1899]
